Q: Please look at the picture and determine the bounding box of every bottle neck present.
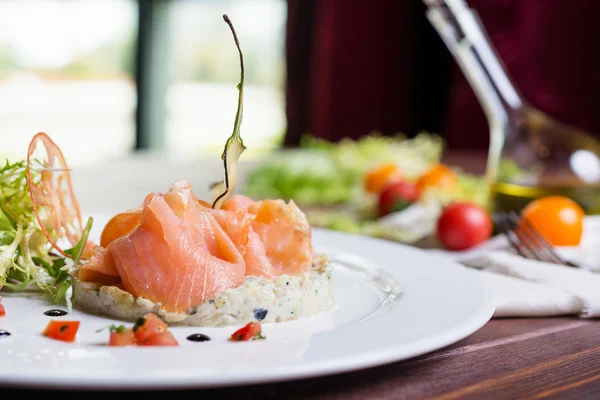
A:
[426,0,524,125]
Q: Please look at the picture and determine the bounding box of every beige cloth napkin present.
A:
[428,216,600,318]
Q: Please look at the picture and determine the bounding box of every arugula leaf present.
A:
[51,280,71,305]
[63,217,93,263]
[32,256,53,275]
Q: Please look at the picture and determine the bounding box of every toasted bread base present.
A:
[72,255,335,327]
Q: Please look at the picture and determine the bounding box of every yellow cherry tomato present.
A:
[364,163,402,194]
[521,196,584,246]
[416,164,458,194]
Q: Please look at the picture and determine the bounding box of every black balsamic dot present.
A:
[0,330,10,339]
[44,309,68,317]
[187,333,211,342]
[253,308,268,321]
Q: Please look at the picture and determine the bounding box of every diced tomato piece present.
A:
[42,320,80,342]
[133,313,168,343]
[138,330,179,346]
[0,303,5,317]
[109,329,136,347]
[229,322,264,341]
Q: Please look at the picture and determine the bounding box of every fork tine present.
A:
[517,214,572,265]
[506,212,555,263]
[493,210,579,268]
[493,212,530,259]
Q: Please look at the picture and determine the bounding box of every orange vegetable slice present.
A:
[26,132,83,257]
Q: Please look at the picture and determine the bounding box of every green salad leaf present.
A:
[243,132,495,243]
[243,132,444,207]
[0,159,88,307]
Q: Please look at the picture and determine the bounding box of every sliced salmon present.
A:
[78,245,121,286]
[247,199,313,276]
[100,210,142,248]
[107,181,245,312]
[218,195,314,277]
[78,184,314,313]
[222,194,254,212]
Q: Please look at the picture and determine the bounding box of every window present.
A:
[165,0,287,158]
[0,0,286,166]
[0,0,138,166]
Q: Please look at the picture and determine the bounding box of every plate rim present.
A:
[0,227,495,390]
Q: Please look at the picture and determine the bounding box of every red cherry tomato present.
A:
[378,180,420,217]
[436,202,492,251]
[0,303,5,317]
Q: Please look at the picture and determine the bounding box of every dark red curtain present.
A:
[284,0,600,151]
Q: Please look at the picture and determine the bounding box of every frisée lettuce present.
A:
[0,159,91,307]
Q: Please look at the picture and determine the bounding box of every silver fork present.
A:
[492,211,580,268]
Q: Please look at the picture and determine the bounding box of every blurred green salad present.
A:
[242,133,495,244]
[243,132,445,207]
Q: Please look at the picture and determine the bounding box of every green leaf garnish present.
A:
[51,280,71,305]
[63,216,93,263]
[211,14,247,210]
[96,324,128,334]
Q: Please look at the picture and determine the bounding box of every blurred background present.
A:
[0,0,286,166]
[0,0,600,172]
[1,0,599,166]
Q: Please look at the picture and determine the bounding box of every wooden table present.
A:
[5,152,600,398]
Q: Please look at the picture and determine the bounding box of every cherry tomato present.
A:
[133,313,169,343]
[416,164,458,194]
[521,196,584,246]
[378,180,420,217]
[437,202,493,251]
[138,330,179,346]
[229,322,264,341]
[364,163,402,194]
[0,303,5,317]
[42,320,80,342]
[109,328,136,347]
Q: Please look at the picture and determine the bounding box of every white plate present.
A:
[0,216,494,390]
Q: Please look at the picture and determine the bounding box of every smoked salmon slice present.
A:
[78,185,314,313]
[218,195,314,278]
[78,246,121,286]
[107,181,246,313]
